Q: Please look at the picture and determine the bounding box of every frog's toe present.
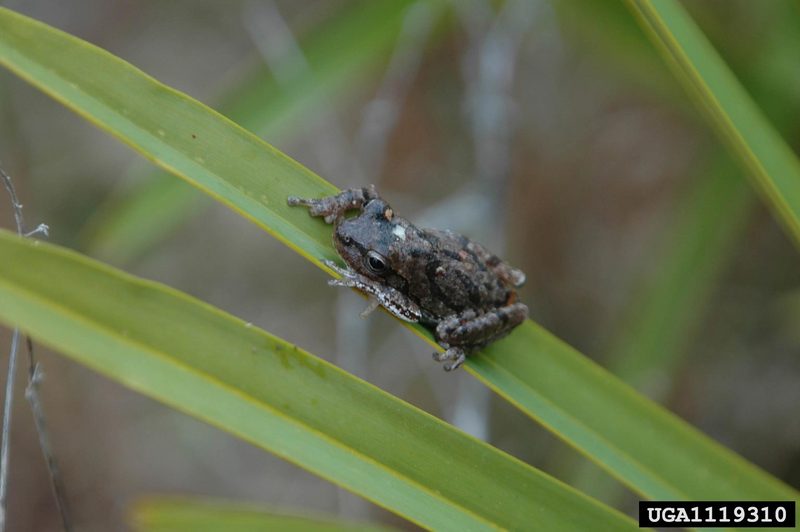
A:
[359,297,381,318]
[322,259,350,277]
[432,350,451,362]
[433,347,467,371]
[287,195,336,219]
[287,196,325,213]
[286,195,305,206]
[443,351,466,372]
[322,258,339,269]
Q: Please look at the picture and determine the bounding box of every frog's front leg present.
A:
[287,185,379,224]
[432,303,528,371]
[323,260,421,323]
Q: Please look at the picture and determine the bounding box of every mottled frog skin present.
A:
[288,186,528,371]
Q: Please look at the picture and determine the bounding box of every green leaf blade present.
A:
[0,230,636,531]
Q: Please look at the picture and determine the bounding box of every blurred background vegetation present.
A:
[0,0,798,530]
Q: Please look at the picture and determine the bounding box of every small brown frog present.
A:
[288,186,528,371]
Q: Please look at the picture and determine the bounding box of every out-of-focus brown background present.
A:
[1,0,799,530]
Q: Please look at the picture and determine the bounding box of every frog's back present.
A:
[401,228,523,321]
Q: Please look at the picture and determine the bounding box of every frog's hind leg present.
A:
[435,303,528,352]
[431,303,527,371]
[462,239,526,287]
[287,185,378,224]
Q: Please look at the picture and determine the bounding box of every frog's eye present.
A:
[365,251,388,274]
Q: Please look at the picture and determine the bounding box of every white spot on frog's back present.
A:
[392,224,406,241]
[510,268,526,287]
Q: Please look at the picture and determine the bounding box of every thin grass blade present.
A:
[0,230,636,531]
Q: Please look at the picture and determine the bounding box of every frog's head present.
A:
[333,199,396,280]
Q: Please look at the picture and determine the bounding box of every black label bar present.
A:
[639,501,795,528]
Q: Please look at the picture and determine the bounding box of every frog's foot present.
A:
[432,347,468,372]
[323,259,422,323]
[324,260,375,293]
[288,186,378,224]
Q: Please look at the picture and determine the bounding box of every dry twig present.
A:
[0,164,71,531]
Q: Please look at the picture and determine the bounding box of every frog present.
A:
[288,185,528,371]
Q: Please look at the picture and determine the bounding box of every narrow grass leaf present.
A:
[0,231,635,531]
